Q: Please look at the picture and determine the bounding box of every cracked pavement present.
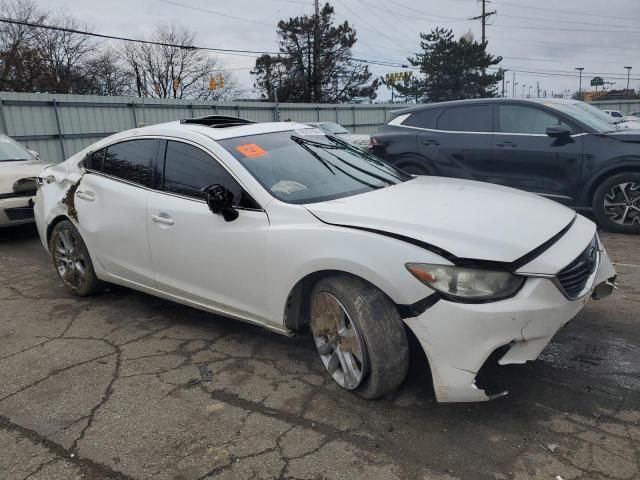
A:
[0,225,639,480]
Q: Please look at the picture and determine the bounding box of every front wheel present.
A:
[592,172,640,234]
[49,220,102,296]
[310,275,409,399]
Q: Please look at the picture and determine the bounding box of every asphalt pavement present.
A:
[0,224,638,480]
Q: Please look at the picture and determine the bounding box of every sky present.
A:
[42,0,640,102]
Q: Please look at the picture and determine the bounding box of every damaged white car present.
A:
[34,116,617,402]
[0,133,48,227]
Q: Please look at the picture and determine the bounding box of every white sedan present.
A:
[0,133,49,227]
[34,116,617,402]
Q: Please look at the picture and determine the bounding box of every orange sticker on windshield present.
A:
[236,143,267,158]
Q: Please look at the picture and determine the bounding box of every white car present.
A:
[603,109,625,119]
[0,133,49,227]
[34,116,617,402]
[306,122,370,150]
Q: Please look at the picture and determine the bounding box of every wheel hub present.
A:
[603,182,640,226]
[310,292,367,390]
[53,230,87,289]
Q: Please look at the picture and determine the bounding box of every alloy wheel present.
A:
[53,229,88,290]
[603,182,640,226]
[311,291,367,390]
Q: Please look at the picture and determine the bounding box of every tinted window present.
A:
[498,105,566,134]
[163,141,254,207]
[437,105,491,132]
[103,140,158,187]
[402,108,441,129]
[84,148,105,171]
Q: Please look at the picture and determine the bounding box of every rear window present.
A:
[401,108,441,129]
[102,139,159,188]
[437,105,491,132]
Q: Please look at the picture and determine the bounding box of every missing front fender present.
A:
[61,178,81,222]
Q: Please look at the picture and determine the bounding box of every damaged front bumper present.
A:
[404,239,617,403]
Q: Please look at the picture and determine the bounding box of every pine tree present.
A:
[396,28,503,102]
[252,3,378,103]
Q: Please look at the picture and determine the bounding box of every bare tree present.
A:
[83,48,134,96]
[119,23,240,100]
[34,12,96,93]
[0,0,47,91]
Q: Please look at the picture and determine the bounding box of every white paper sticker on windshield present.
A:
[294,128,325,136]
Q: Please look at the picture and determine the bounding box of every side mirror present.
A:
[546,125,572,137]
[202,184,239,222]
[28,149,40,158]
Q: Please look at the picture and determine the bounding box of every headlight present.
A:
[405,263,525,302]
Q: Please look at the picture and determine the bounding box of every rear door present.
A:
[146,140,270,325]
[416,104,495,182]
[75,138,160,287]
[492,104,584,205]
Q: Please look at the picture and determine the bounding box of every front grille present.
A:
[556,236,599,299]
[4,207,34,221]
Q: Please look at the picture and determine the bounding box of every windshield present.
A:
[545,101,616,133]
[319,123,350,134]
[0,135,34,162]
[219,129,411,204]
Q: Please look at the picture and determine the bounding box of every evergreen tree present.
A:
[396,28,503,102]
[252,3,378,103]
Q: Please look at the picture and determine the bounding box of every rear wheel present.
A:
[593,172,640,234]
[310,275,409,399]
[49,220,102,296]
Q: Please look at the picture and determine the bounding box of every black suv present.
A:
[370,98,640,233]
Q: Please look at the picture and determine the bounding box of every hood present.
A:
[606,130,640,143]
[615,120,640,130]
[0,158,50,194]
[337,133,370,144]
[305,176,575,263]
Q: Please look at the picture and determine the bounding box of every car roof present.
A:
[391,97,582,116]
[120,120,312,142]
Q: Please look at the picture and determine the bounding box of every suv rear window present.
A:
[437,105,491,132]
[402,108,441,129]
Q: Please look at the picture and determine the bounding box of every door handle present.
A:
[496,141,517,147]
[422,140,440,146]
[75,190,95,201]
[151,214,174,226]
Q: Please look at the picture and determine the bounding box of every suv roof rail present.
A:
[180,115,256,128]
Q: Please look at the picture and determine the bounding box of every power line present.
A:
[491,0,640,24]
[158,0,274,27]
[0,17,410,69]
[470,0,496,44]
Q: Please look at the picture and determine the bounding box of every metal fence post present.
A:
[352,105,356,132]
[0,98,7,135]
[316,106,321,121]
[52,99,67,159]
[130,101,138,127]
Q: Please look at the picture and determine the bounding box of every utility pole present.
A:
[575,67,584,100]
[500,69,507,97]
[470,0,496,44]
[625,66,632,94]
[536,81,540,98]
[312,0,320,102]
[512,71,515,97]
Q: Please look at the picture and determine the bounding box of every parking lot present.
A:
[0,224,638,480]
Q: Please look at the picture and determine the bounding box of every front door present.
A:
[417,104,495,182]
[491,104,584,205]
[146,140,270,325]
[74,138,160,288]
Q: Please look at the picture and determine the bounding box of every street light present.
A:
[506,80,511,97]
[522,84,526,97]
[625,66,632,94]
[514,82,519,97]
[575,67,584,100]
[528,86,532,97]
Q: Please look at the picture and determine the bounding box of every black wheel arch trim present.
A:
[580,159,640,206]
